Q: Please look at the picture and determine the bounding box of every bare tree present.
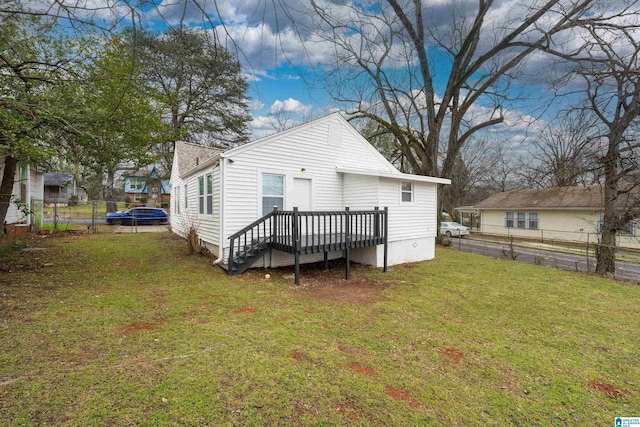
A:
[522,110,602,188]
[541,13,640,275]
[306,0,601,214]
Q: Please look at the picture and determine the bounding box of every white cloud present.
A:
[267,98,312,115]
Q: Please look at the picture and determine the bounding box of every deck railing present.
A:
[228,206,388,282]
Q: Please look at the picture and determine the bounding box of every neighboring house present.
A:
[43,172,87,205]
[124,166,170,207]
[474,186,640,249]
[1,158,44,232]
[170,113,450,281]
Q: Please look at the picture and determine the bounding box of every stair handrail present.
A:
[228,208,277,274]
[228,210,276,240]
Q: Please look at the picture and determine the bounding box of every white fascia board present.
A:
[336,167,451,185]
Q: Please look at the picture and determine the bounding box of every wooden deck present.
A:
[272,232,386,254]
[226,207,388,284]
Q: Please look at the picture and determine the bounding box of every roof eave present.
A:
[336,167,451,184]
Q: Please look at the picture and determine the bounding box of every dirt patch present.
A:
[302,278,386,306]
[588,381,628,398]
[117,322,156,336]
[348,362,374,378]
[290,350,313,363]
[384,386,420,409]
[442,347,464,362]
[233,306,257,314]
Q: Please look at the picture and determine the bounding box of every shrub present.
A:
[436,234,452,247]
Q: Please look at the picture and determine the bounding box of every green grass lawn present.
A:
[0,233,638,425]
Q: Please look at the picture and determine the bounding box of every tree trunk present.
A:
[105,168,118,213]
[595,138,619,276]
[0,155,19,231]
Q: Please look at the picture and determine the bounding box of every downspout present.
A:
[213,155,225,265]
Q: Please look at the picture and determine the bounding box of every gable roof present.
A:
[475,186,605,210]
[222,112,397,173]
[174,141,224,177]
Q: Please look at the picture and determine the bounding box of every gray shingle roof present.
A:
[175,141,223,177]
[475,186,605,210]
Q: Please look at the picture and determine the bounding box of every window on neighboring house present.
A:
[175,186,180,214]
[401,181,413,202]
[129,179,144,191]
[206,174,213,215]
[184,184,188,209]
[619,220,636,236]
[505,212,515,228]
[506,211,539,229]
[134,193,141,201]
[262,173,284,215]
[198,176,204,214]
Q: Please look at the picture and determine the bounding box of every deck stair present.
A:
[222,207,388,285]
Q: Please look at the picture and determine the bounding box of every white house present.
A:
[170,113,450,282]
[1,158,44,233]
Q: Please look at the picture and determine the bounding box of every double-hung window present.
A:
[401,181,413,202]
[528,213,538,230]
[184,184,188,209]
[198,177,205,214]
[506,211,539,229]
[262,173,284,215]
[206,174,213,215]
[175,186,180,214]
[505,212,515,228]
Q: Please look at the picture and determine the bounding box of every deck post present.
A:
[324,251,328,271]
[374,206,380,240]
[272,206,278,245]
[345,206,351,280]
[293,206,300,285]
[383,207,388,272]
[228,237,235,275]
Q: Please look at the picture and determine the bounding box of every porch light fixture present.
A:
[300,168,306,174]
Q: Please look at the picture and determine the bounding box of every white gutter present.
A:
[212,155,225,265]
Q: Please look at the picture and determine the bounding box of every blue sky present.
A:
[80,0,624,146]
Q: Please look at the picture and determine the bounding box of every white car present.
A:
[440,221,470,238]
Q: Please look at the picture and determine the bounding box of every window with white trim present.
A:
[134,193,141,201]
[505,212,514,228]
[506,212,539,229]
[401,181,413,202]
[206,174,213,215]
[184,184,188,209]
[198,176,204,214]
[528,212,538,230]
[262,173,284,215]
[175,186,180,214]
[129,178,144,191]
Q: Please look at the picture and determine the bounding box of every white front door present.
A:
[292,178,312,211]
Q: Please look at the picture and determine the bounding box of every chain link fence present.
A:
[36,200,170,234]
[447,231,640,283]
